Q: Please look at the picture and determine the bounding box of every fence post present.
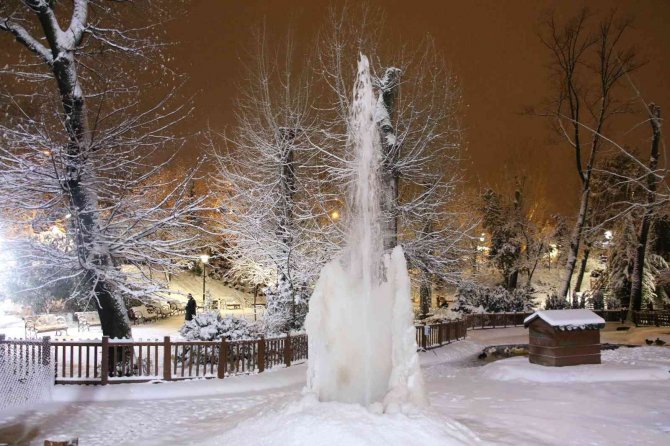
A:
[257,336,265,373]
[284,332,292,367]
[217,339,227,379]
[41,336,50,366]
[163,336,172,381]
[437,323,443,345]
[100,336,109,385]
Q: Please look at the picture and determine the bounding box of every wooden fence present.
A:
[463,312,531,330]
[461,310,626,330]
[632,310,670,327]
[2,310,640,386]
[415,320,468,350]
[0,334,51,374]
[19,333,307,385]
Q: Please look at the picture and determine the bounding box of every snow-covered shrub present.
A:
[589,289,605,310]
[264,276,310,334]
[544,293,570,310]
[605,295,621,310]
[180,312,262,341]
[421,308,462,324]
[453,281,534,313]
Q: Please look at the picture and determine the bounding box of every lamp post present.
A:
[200,254,210,308]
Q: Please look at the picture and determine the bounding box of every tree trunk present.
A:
[573,244,591,293]
[506,270,519,291]
[628,104,662,321]
[45,19,132,339]
[277,128,298,329]
[558,186,590,298]
[527,242,544,286]
[419,270,431,319]
[376,68,401,251]
[95,279,132,340]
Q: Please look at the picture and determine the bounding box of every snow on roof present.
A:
[523,310,605,330]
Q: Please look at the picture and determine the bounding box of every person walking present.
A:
[185,293,197,321]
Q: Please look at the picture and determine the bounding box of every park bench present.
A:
[74,311,101,331]
[167,299,186,314]
[148,300,173,318]
[24,314,68,337]
[128,304,158,324]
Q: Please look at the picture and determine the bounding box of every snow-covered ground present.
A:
[1,328,668,445]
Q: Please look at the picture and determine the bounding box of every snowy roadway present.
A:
[1,328,669,445]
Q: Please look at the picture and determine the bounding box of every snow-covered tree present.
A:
[536,10,642,299]
[0,1,209,339]
[453,281,534,314]
[212,31,338,330]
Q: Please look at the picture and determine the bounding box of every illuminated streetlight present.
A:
[330,210,340,221]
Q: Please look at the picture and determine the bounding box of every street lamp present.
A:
[200,254,210,308]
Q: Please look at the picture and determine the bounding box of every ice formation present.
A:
[305,54,425,410]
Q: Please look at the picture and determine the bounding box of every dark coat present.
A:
[185,297,197,321]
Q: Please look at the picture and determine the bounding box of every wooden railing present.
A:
[414,320,468,350]
[632,310,670,327]
[461,309,626,330]
[4,309,638,386]
[0,334,51,376]
[463,312,532,330]
[46,333,308,385]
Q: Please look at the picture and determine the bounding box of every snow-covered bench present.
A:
[128,305,158,324]
[168,299,186,314]
[75,311,101,331]
[146,300,172,318]
[24,314,69,337]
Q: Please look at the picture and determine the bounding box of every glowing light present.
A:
[199,254,210,264]
[51,226,64,236]
[65,213,72,219]
[479,232,485,242]
[330,210,340,221]
[604,230,613,240]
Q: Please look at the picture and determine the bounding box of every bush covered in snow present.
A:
[421,308,463,324]
[453,281,535,314]
[589,289,605,310]
[180,312,263,341]
[264,276,310,334]
[544,293,571,310]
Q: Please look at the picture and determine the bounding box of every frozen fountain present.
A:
[217,55,478,446]
[304,54,425,411]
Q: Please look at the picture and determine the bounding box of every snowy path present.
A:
[1,330,669,445]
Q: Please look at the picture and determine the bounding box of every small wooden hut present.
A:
[524,309,605,367]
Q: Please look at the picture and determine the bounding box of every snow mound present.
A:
[480,355,670,383]
[209,397,481,446]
